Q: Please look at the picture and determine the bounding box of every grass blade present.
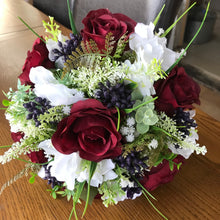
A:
[166,1,210,74]
[153,4,166,26]
[18,17,46,43]
[67,0,78,35]
[161,2,196,38]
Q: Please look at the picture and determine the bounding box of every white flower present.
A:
[125,22,181,96]
[29,66,85,106]
[126,134,135,142]
[127,117,135,127]
[148,139,158,149]
[46,33,69,68]
[37,140,118,190]
[62,105,71,115]
[168,129,198,159]
[130,22,180,71]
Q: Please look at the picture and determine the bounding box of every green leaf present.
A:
[124,97,158,114]
[0,145,11,149]
[169,161,174,171]
[52,191,57,199]
[115,106,121,131]
[177,162,182,170]
[153,4,166,26]
[67,0,78,34]
[18,17,46,43]
[80,186,98,204]
[161,2,196,38]
[82,161,97,218]
[166,2,210,74]
[71,181,86,220]
[2,99,10,107]
[29,172,37,184]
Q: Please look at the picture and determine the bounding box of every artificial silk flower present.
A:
[129,22,181,72]
[38,139,118,190]
[46,33,69,68]
[29,66,85,106]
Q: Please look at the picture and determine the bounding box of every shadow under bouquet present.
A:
[0,2,209,219]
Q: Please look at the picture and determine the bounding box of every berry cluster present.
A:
[123,184,142,199]
[96,81,135,109]
[115,151,149,176]
[173,108,197,137]
[23,97,52,127]
[42,165,63,188]
[52,33,82,62]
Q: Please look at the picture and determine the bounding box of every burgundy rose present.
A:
[140,155,185,191]
[81,9,136,52]
[18,38,54,86]
[154,66,200,116]
[27,150,47,164]
[52,99,122,162]
[11,132,47,164]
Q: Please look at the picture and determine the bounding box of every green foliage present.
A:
[131,96,158,134]
[29,172,38,184]
[155,112,182,139]
[2,99,10,106]
[38,105,65,125]
[98,171,126,207]
[42,16,61,41]
[63,56,127,97]
[63,32,129,74]
[47,184,64,199]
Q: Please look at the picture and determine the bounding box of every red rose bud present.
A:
[154,66,200,116]
[52,99,122,162]
[27,150,48,164]
[11,132,24,142]
[140,155,185,191]
[18,38,54,86]
[81,8,136,52]
[11,132,47,164]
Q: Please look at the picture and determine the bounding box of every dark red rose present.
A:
[11,132,47,164]
[140,155,185,191]
[18,38,54,85]
[27,150,47,164]
[81,9,136,52]
[154,66,200,116]
[52,99,122,162]
[11,132,24,142]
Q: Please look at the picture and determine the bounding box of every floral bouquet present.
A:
[0,2,209,219]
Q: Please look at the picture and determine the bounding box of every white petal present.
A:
[29,66,56,84]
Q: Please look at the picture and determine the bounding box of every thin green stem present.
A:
[0,145,11,149]
[69,199,77,220]
[115,106,121,131]
[82,162,97,218]
[18,17,46,43]
[67,0,78,35]
[132,175,168,219]
[166,2,210,74]
[15,157,54,165]
[161,2,196,38]
[124,97,158,114]
[153,4,166,26]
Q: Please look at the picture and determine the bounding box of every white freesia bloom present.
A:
[46,33,69,68]
[129,22,180,71]
[37,139,118,190]
[29,66,85,106]
[168,129,198,159]
[126,22,181,96]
